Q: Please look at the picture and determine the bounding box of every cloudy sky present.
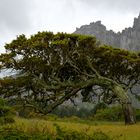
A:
[0,0,140,53]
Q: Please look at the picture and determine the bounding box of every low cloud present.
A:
[0,0,139,52]
[0,0,32,32]
[76,0,139,13]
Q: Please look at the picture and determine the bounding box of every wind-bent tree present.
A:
[0,32,140,124]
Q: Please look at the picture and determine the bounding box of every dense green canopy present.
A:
[0,32,140,124]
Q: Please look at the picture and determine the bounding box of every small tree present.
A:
[0,32,140,124]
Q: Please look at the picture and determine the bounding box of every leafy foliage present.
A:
[0,32,140,124]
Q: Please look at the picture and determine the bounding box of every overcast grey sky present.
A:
[0,0,140,53]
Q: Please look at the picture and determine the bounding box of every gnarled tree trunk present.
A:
[84,58,136,124]
[122,103,136,124]
[91,76,136,125]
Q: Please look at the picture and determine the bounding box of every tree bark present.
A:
[122,103,136,125]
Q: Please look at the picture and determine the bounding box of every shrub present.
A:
[0,98,15,125]
[93,105,124,121]
[135,109,140,121]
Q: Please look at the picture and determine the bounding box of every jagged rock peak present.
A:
[133,13,140,29]
[74,14,140,51]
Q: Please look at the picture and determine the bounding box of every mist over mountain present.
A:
[74,14,140,51]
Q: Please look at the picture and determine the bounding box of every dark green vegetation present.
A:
[0,98,140,139]
[0,98,15,125]
[17,103,140,122]
[0,113,140,140]
[0,32,140,125]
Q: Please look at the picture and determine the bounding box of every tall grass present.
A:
[1,117,140,140]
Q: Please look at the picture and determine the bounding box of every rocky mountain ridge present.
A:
[74,14,140,51]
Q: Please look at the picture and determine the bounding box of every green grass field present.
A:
[1,117,140,140]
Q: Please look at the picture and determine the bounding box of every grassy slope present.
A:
[1,117,140,140]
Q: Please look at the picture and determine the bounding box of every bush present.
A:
[93,105,124,121]
[0,98,15,125]
[135,109,140,121]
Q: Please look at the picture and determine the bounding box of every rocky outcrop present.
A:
[74,14,140,51]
